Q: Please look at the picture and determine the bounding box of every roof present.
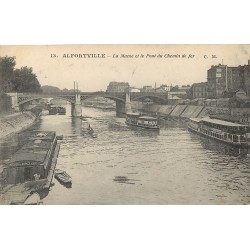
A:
[192,82,208,87]
[126,112,140,116]
[138,116,157,120]
[6,135,55,166]
[170,96,181,100]
[28,131,56,141]
[189,118,202,123]
[210,114,241,122]
[7,152,47,165]
[201,117,246,127]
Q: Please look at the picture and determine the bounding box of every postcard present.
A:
[0,44,250,205]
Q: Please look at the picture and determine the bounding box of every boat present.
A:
[88,129,97,138]
[56,135,64,140]
[125,112,160,130]
[57,106,66,115]
[91,133,97,138]
[2,131,58,185]
[0,131,61,204]
[47,105,66,115]
[188,117,250,147]
[88,127,94,134]
[54,169,72,185]
[48,106,58,115]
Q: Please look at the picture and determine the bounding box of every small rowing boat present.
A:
[54,169,72,186]
[91,133,97,138]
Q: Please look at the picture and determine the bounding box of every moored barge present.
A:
[188,117,250,147]
[0,131,61,204]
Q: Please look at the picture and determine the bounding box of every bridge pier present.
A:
[71,93,82,117]
[115,100,126,117]
[115,92,132,117]
[6,92,20,112]
[125,92,132,113]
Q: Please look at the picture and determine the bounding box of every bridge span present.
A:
[7,92,168,117]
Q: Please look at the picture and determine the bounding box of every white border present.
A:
[1,1,250,250]
[0,0,249,44]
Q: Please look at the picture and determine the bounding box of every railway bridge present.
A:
[6,91,168,117]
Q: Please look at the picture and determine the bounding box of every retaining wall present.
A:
[0,112,37,140]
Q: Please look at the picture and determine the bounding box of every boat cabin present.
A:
[189,117,250,144]
[188,118,202,131]
[200,117,248,134]
[126,112,140,124]
[2,132,57,184]
[126,112,159,129]
[137,116,158,128]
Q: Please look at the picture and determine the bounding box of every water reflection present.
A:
[189,132,249,156]
[71,117,83,135]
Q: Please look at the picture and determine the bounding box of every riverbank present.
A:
[133,103,231,119]
[0,111,39,140]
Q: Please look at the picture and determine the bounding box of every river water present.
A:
[1,104,250,204]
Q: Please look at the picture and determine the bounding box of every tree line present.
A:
[0,56,41,94]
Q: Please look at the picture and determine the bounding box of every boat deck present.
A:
[0,141,61,205]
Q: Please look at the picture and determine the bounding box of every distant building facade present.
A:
[141,86,154,92]
[130,87,140,92]
[190,82,209,98]
[155,84,171,92]
[239,60,250,95]
[207,60,250,97]
[106,82,130,92]
[168,91,187,99]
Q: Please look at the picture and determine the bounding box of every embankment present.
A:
[134,104,231,119]
[0,111,39,140]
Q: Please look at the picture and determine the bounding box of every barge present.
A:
[0,131,61,204]
[125,112,160,130]
[48,105,66,115]
[188,117,250,147]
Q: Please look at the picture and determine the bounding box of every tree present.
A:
[61,88,69,92]
[12,66,42,93]
[41,85,61,93]
[170,85,179,92]
[0,56,16,93]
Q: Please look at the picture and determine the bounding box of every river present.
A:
[1,104,250,204]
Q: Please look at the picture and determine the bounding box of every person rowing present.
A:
[88,124,94,133]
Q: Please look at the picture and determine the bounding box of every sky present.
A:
[0,44,250,92]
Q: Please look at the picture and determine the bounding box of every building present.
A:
[106,82,130,92]
[229,88,250,108]
[190,82,209,98]
[168,91,187,100]
[207,64,228,97]
[140,84,171,93]
[155,84,171,92]
[179,85,191,92]
[141,86,154,92]
[240,60,250,95]
[130,87,140,93]
[207,60,250,97]
[189,82,211,98]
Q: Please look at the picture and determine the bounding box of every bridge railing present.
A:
[15,91,169,100]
